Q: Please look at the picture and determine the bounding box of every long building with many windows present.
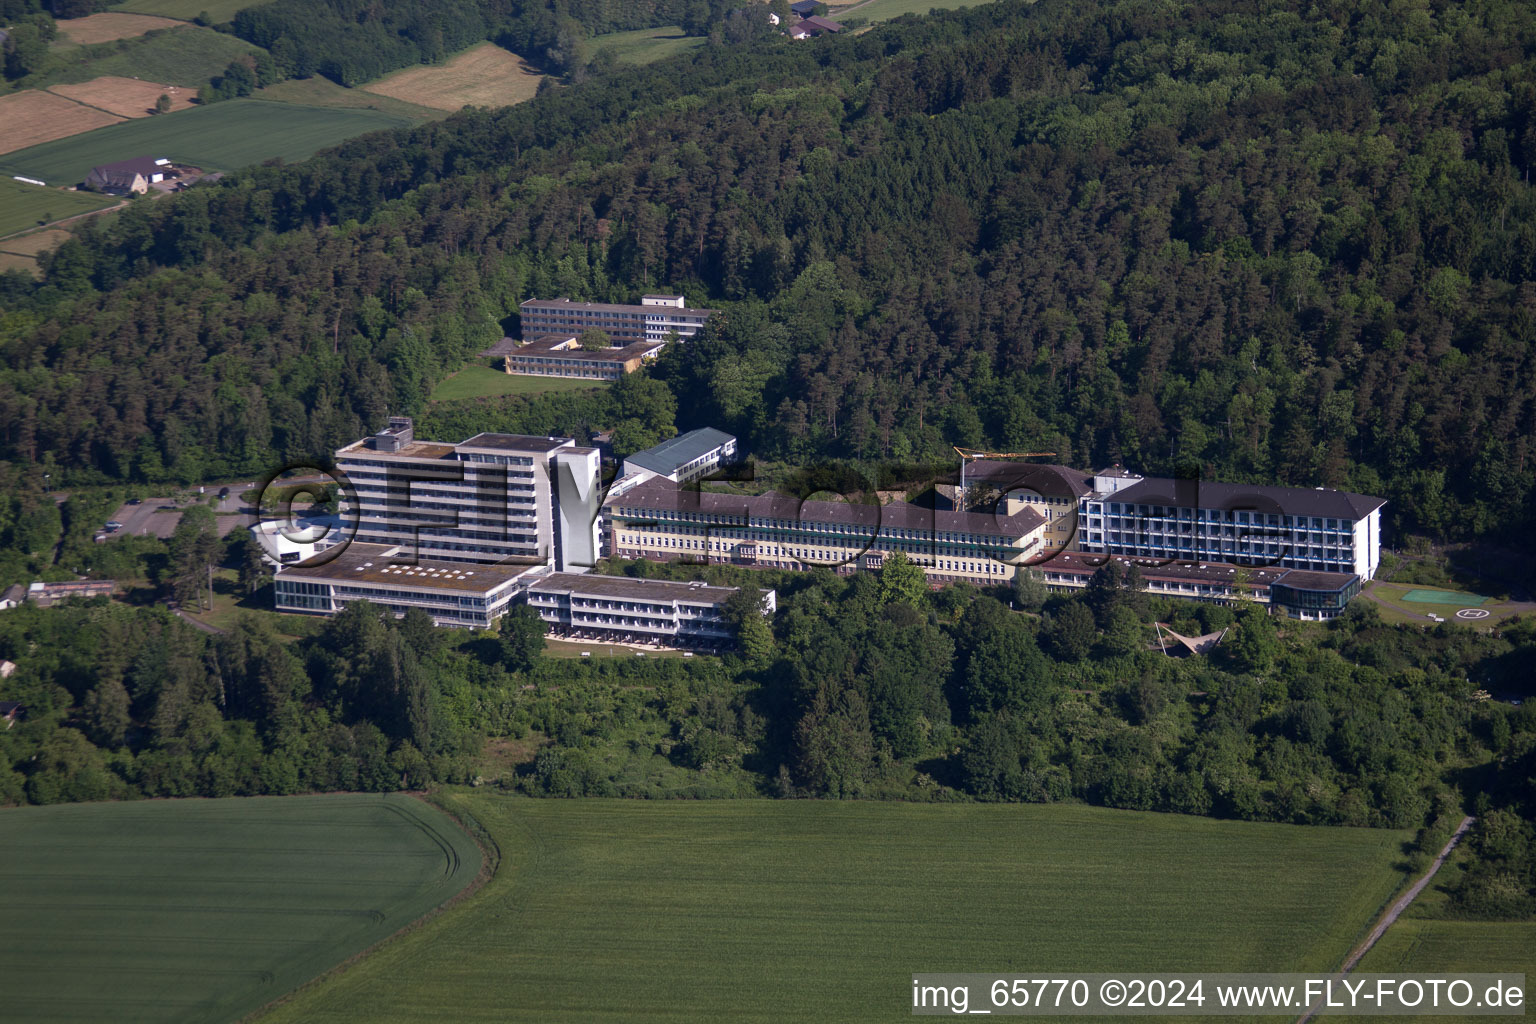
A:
[334,417,601,571]
[519,293,714,345]
[605,478,1047,588]
[1034,551,1362,620]
[524,572,773,649]
[274,543,533,628]
[1076,467,1385,579]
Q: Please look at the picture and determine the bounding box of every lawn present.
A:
[0,178,117,238]
[1363,581,1519,628]
[256,76,444,124]
[0,794,482,1024]
[260,797,1411,1023]
[361,42,544,111]
[590,25,705,65]
[829,0,1000,22]
[111,0,276,21]
[543,635,697,659]
[427,361,607,403]
[0,99,410,186]
[37,24,264,89]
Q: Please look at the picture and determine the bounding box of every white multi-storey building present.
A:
[524,572,774,648]
[333,417,601,572]
[518,293,714,346]
[1075,467,1385,580]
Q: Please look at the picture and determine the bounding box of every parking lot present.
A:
[104,487,254,541]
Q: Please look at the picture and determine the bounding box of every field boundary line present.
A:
[237,791,493,1024]
[43,85,138,121]
[0,200,128,244]
[1295,815,1474,1024]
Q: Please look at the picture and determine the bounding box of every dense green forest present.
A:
[3,0,1535,545]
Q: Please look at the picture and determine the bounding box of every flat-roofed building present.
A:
[1035,551,1362,620]
[502,334,663,380]
[26,579,116,607]
[606,478,1047,588]
[519,294,715,345]
[523,571,773,648]
[334,416,601,572]
[273,543,534,628]
[1076,470,1386,580]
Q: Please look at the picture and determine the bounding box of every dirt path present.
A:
[0,199,130,244]
[172,606,226,635]
[1294,815,1474,1024]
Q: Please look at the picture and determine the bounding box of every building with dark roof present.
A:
[84,156,176,194]
[1034,551,1362,620]
[524,571,773,648]
[605,477,1047,589]
[953,462,1094,556]
[789,0,818,16]
[1077,467,1386,580]
[502,334,663,380]
[790,14,843,37]
[619,428,738,487]
[519,294,714,346]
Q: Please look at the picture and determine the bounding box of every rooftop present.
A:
[611,478,1045,540]
[1037,550,1358,591]
[276,543,535,593]
[459,433,575,453]
[514,335,664,361]
[527,571,742,603]
[521,296,715,317]
[92,156,172,177]
[624,427,736,476]
[963,462,1095,496]
[1105,476,1386,520]
[336,438,457,460]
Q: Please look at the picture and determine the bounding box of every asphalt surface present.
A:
[105,487,256,541]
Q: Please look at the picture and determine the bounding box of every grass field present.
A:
[0,794,482,1024]
[829,0,999,22]
[261,798,1411,1023]
[38,24,264,89]
[1364,581,1525,628]
[55,11,181,44]
[427,361,607,403]
[51,75,199,117]
[0,179,117,237]
[361,42,544,111]
[590,25,705,65]
[112,0,276,21]
[256,76,444,124]
[0,89,123,155]
[0,227,74,276]
[0,99,410,185]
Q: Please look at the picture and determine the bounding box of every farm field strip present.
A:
[111,0,277,21]
[0,99,410,186]
[54,11,183,44]
[590,25,704,65]
[0,178,117,238]
[0,90,124,156]
[0,794,481,1024]
[50,75,199,118]
[261,797,1412,1023]
[360,42,544,111]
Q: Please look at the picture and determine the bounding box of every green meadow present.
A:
[0,793,481,1024]
[262,797,1412,1023]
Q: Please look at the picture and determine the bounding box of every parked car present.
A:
[126,497,142,505]
[218,487,231,500]
[104,521,124,532]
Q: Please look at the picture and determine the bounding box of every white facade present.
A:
[524,571,773,647]
[1075,472,1386,580]
[273,543,534,628]
[334,417,602,572]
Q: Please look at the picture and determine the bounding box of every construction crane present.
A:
[953,447,1057,491]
